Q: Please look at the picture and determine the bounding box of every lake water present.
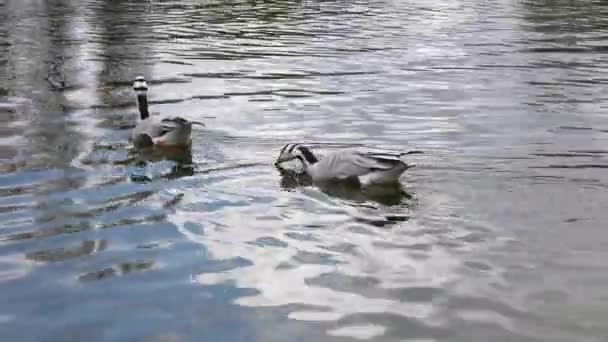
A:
[1,0,607,341]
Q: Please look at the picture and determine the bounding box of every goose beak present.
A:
[190,121,205,127]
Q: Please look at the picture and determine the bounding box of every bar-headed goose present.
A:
[131,76,204,148]
[274,143,421,186]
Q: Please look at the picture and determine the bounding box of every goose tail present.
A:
[399,150,424,157]
[190,121,206,127]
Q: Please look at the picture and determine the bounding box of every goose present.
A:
[131,76,204,148]
[274,143,421,186]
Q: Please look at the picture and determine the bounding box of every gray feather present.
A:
[310,150,406,180]
[132,116,167,138]
[132,116,191,140]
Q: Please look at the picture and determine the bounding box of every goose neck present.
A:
[137,94,150,120]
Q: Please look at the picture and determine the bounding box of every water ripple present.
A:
[1,0,608,341]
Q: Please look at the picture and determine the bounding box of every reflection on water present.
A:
[26,239,108,263]
[278,167,412,207]
[127,146,196,181]
[1,0,608,341]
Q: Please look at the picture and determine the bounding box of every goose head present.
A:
[132,76,148,94]
[275,143,319,166]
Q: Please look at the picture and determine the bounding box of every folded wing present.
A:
[316,150,405,179]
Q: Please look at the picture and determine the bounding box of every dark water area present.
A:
[1,0,608,341]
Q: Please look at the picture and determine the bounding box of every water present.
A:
[1,0,607,340]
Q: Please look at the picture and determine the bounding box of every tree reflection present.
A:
[88,0,155,107]
[521,0,608,34]
[519,0,606,111]
[2,0,85,171]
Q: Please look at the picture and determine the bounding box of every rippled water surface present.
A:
[1,0,608,341]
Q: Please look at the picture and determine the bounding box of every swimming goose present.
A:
[131,76,204,148]
[274,143,421,186]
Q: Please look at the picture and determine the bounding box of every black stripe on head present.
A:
[297,146,318,164]
[133,77,148,92]
[288,143,299,154]
[279,143,293,156]
[162,117,188,124]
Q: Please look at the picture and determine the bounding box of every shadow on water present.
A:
[77,259,155,283]
[26,239,108,263]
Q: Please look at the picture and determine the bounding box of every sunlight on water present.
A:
[1,0,608,341]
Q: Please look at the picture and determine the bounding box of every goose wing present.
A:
[315,150,404,179]
[133,117,163,138]
[133,116,189,138]
[359,152,405,167]
[158,117,190,135]
[160,116,205,128]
